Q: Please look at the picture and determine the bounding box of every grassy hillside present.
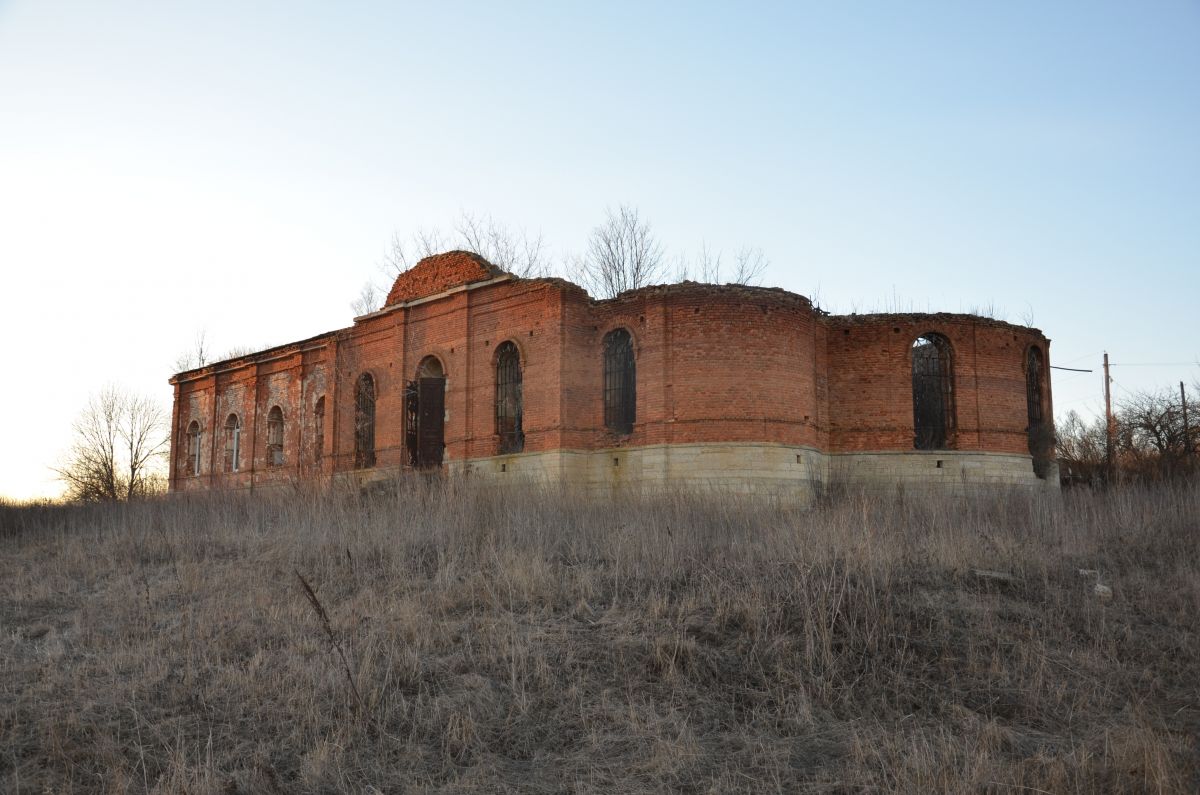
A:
[1,481,1197,792]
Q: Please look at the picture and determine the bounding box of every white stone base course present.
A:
[414,443,1057,504]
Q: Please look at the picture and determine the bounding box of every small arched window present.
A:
[912,333,954,450]
[355,373,376,468]
[313,396,325,464]
[1026,346,1051,478]
[495,342,524,453]
[186,421,202,476]
[224,414,241,473]
[267,406,285,467]
[603,328,636,434]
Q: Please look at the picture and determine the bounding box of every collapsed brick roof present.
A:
[384,251,508,307]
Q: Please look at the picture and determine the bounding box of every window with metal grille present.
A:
[1026,346,1051,478]
[603,328,636,434]
[355,374,376,468]
[495,341,524,454]
[266,406,284,466]
[912,333,954,450]
[313,396,325,464]
[186,421,202,476]
[224,413,241,472]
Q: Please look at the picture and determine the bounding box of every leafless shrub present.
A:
[1057,409,1108,486]
[674,243,769,286]
[172,329,210,372]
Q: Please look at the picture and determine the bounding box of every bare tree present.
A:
[381,226,448,279]
[731,245,768,285]
[454,211,549,277]
[360,206,770,307]
[672,242,769,286]
[1056,410,1107,486]
[350,282,382,317]
[574,205,666,299]
[172,330,209,372]
[1117,389,1193,480]
[55,387,169,502]
[354,213,552,315]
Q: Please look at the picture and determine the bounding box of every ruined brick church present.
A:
[169,251,1057,500]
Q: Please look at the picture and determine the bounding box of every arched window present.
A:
[267,406,285,467]
[495,342,524,453]
[912,333,954,450]
[313,396,325,464]
[1026,346,1051,478]
[355,373,376,468]
[224,414,241,473]
[186,421,202,476]
[603,328,636,434]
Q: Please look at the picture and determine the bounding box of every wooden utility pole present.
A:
[1104,352,1115,482]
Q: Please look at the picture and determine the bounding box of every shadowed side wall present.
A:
[824,314,1055,490]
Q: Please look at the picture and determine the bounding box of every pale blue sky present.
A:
[2,1,1197,499]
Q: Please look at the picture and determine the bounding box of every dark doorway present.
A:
[406,356,445,469]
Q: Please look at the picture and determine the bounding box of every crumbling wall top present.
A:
[385,251,508,306]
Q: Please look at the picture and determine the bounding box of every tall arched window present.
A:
[267,406,285,467]
[186,421,202,476]
[224,413,241,473]
[313,396,325,464]
[495,341,524,453]
[912,333,954,450]
[1026,346,1051,478]
[603,328,636,434]
[355,373,376,468]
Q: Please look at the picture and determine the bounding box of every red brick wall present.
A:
[169,259,1053,491]
[825,314,1050,454]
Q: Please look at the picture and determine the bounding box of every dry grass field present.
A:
[1,479,1197,793]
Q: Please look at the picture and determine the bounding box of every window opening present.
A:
[267,406,284,467]
[912,333,954,450]
[355,374,376,468]
[603,328,636,434]
[1026,346,1051,479]
[224,413,241,472]
[495,342,524,454]
[186,421,202,476]
[313,396,325,464]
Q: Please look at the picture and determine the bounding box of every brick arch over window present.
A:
[417,355,445,379]
[186,420,202,476]
[603,327,636,434]
[354,373,376,469]
[224,413,242,473]
[912,333,955,450]
[495,341,524,454]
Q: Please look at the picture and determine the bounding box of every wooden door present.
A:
[416,377,445,468]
